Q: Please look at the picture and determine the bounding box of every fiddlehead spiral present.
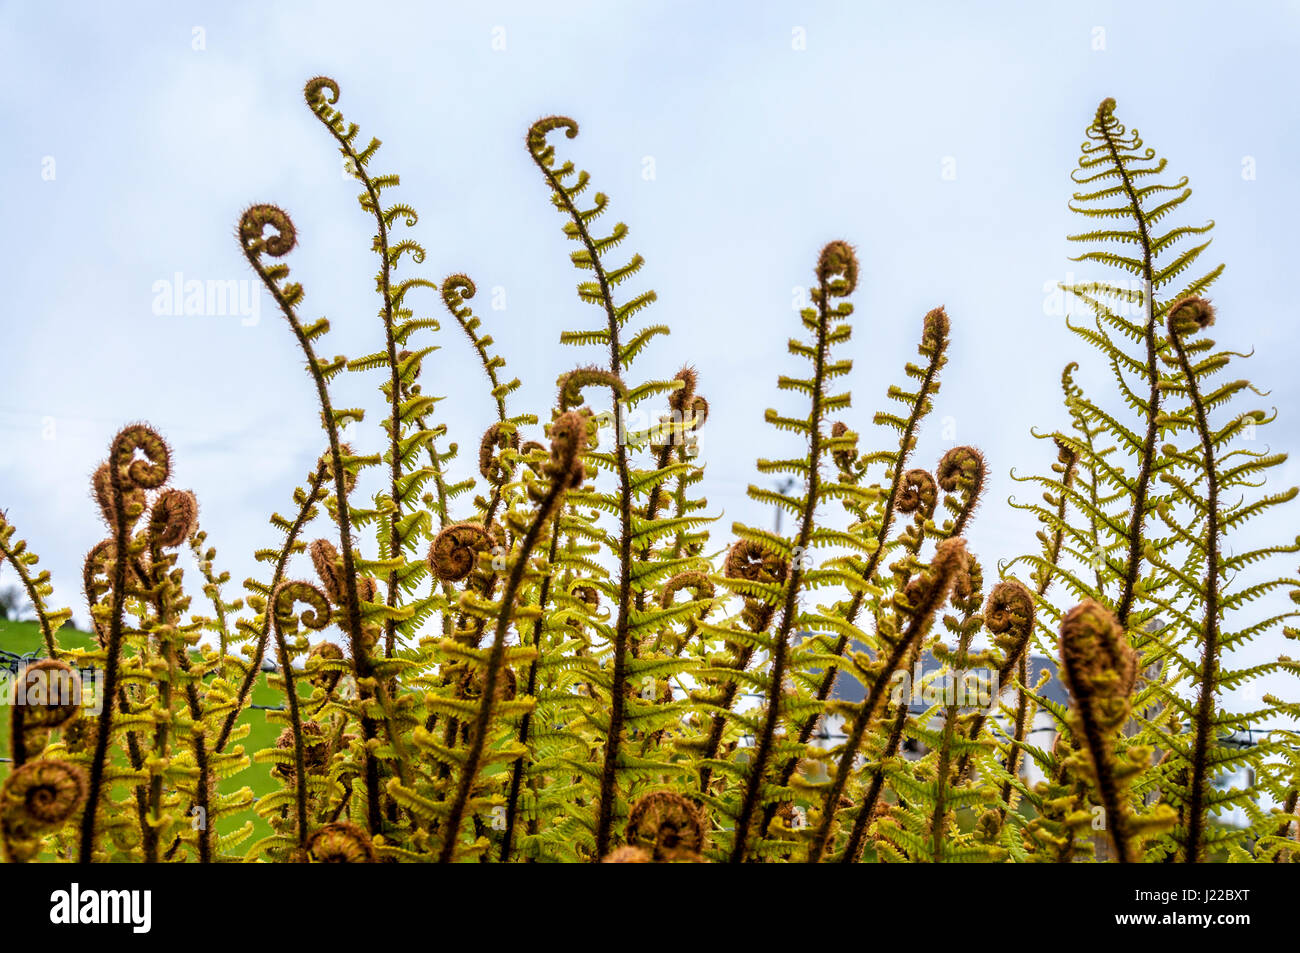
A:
[625,791,706,862]
[428,522,494,582]
[9,659,80,767]
[937,445,985,526]
[479,422,520,485]
[91,462,144,525]
[307,641,346,694]
[273,580,332,632]
[12,659,80,731]
[984,579,1035,654]
[147,489,198,549]
[659,570,715,609]
[896,468,938,519]
[305,821,376,863]
[1057,599,1139,862]
[2,759,87,863]
[239,204,298,260]
[557,365,626,411]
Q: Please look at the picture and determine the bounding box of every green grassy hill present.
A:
[1,618,283,853]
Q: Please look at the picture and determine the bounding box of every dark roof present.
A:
[805,635,1068,709]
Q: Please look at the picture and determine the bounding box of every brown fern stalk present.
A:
[759,309,947,839]
[271,582,331,851]
[832,472,940,860]
[991,442,1077,809]
[1058,599,1140,863]
[1093,99,1160,628]
[806,537,966,863]
[78,425,168,862]
[438,412,585,862]
[304,77,408,663]
[526,117,642,859]
[728,245,850,863]
[239,204,406,833]
[838,645,917,862]
[139,557,175,864]
[950,578,1037,784]
[498,524,563,862]
[929,581,980,861]
[695,541,786,795]
[1166,296,1221,862]
[215,463,327,753]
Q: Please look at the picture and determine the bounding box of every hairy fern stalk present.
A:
[1,85,1296,865]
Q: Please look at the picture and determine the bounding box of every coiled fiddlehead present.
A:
[936,445,986,538]
[896,468,938,519]
[79,423,170,862]
[9,659,80,767]
[624,791,706,862]
[1058,599,1139,863]
[428,522,494,583]
[272,581,332,849]
[146,489,198,549]
[1,759,87,863]
[479,422,520,486]
[305,820,376,863]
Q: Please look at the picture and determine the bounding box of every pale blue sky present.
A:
[2,1,1298,711]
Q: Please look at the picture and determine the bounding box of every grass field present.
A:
[1,617,284,853]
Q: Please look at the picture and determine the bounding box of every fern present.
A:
[1,83,1295,869]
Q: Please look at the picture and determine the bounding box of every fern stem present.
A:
[839,644,918,862]
[77,444,134,862]
[696,642,758,795]
[310,91,407,664]
[996,655,1034,821]
[243,226,408,832]
[0,526,60,659]
[728,274,833,864]
[137,548,174,864]
[215,464,326,753]
[527,132,637,860]
[438,476,567,862]
[760,334,942,838]
[499,528,562,862]
[1167,318,1221,864]
[1095,114,1159,628]
[271,603,311,850]
[928,605,982,861]
[806,538,964,862]
[957,453,1072,790]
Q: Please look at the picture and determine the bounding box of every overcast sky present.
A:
[2,1,1298,713]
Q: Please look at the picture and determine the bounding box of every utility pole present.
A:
[773,477,796,535]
